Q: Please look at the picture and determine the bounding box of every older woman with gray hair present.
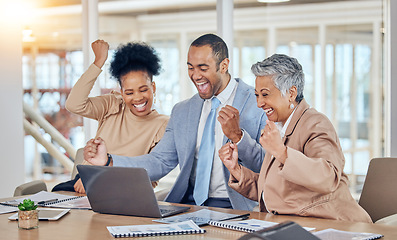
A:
[219,54,372,222]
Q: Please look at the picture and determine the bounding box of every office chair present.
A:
[14,180,47,197]
[358,157,397,225]
[71,148,85,179]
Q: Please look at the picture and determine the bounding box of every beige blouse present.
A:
[66,64,169,159]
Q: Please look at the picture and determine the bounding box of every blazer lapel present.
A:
[232,78,250,113]
[184,94,204,165]
[284,99,310,139]
[223,79,250,144]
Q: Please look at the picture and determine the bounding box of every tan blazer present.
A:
[229,99,372,223]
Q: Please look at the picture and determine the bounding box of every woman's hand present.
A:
[73,178,86,194]
[219,142,242,181]
[84,137,109,166]
[92,39,109,68]
[260,120,288,164]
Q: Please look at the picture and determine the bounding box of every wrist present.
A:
[93,58,106,69]
[231,130,243,143]
[275,146,288,164]
[231,164,242,181]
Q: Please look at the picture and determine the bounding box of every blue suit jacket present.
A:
[113,79,267,210]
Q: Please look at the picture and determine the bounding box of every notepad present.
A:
[107,220,205,238]
[208,218,315,233]
[0,191,91,210]
[313,228,383,240]
[8,208,70,221]
[153,209,249,226]
[0,204,18,215]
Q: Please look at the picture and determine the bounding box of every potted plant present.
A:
[17,199,39,229]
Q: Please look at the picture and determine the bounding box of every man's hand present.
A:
[92,39,109,69]
[84,137,108,166]
[73,178,86,194]
[218,105,243,143]
[219,142,241,181]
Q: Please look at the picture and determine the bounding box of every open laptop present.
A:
[77,165,190,218]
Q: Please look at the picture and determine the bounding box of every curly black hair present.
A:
[109,42,161,87]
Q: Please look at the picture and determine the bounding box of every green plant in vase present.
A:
[17,199,39,229]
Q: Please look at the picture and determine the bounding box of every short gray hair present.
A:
[251,54,304,103]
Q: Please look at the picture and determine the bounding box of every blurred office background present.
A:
[1,0,396,198]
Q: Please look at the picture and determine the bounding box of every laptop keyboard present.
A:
[158,205,190,217]
[159,208,174,215]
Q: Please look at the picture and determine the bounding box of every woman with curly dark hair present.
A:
[61,40,169,193]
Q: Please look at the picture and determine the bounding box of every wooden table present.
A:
[1,194,397,239]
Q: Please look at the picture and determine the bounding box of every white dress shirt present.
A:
[195,77,238,198]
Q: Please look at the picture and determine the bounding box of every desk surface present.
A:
[1,193,397,240]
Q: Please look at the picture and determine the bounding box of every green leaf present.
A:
[18,198,38,211]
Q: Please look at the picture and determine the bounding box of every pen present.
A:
[37,198,58,205]
[220,213,250,221]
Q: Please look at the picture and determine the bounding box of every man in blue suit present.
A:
[84,33,267,210]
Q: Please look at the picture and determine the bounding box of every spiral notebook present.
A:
[107,220,205,238]
[1,191,91,210]
[208,218,315,233]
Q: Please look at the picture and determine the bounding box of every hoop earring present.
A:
[290,103,294,109]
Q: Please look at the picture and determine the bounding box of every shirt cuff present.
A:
[234,129,245,145]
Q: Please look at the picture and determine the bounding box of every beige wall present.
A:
[0,8,25,198]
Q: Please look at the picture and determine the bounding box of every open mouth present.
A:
[133,101,147,111]
[196,81,210,94]
[264,108,274,116]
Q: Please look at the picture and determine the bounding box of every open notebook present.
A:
[153,209,250,226]
[208,218,315,233]
[0,191,91,210]
[0,204,18,215]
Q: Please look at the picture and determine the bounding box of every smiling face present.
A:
[255,75,296,125]
[187,45,228,99]
[120,70,155,117]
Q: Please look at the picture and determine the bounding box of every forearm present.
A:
[280,147,343,193]
[65,64,102,115]
[236,129,266,172]
[228,163,242,182]
[112,153,177,181]
[228,165,260,202]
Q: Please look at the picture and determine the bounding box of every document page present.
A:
[153,209,246,226]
